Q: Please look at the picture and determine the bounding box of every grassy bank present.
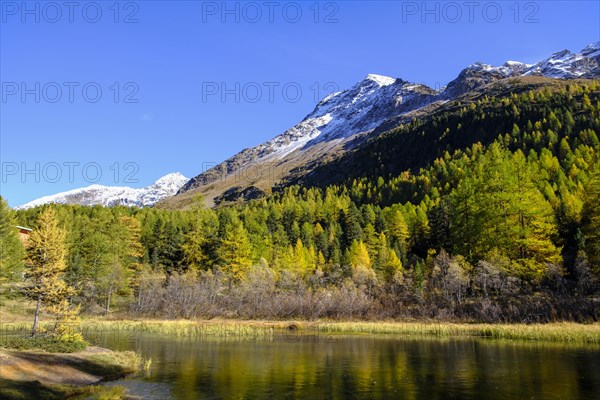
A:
[0,336,88,353]
[0,379,127,400]
[315,321,600,343]
[0,345,141,400]
[3,319,599,344]
[28,319,599,344]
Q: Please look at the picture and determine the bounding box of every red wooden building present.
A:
[16,226,32,245]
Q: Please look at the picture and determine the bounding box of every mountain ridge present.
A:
[170,41,600,208]
[16,172,188,210]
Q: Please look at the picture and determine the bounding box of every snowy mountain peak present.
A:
[363,74,397,87]
[181,73,438,193]
[463,60,530,76]
[17,172,189,210]
[581,41,600,58]
[153,172,188,187]
[457,42,600,80]
[466,61,490,70]
[549,49,571,59]
[180,41,600,201]
[443,43,600,99]
[249,73,434,155]
[524,41,600,78]
[504,60,526,66]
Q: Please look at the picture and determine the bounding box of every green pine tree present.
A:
[582,171,600,276]
[217,219,253,280]
[25,208,74,337]
[0,197,24,282]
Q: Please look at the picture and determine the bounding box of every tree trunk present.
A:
[105,287,112,316]
[31,293,42,337]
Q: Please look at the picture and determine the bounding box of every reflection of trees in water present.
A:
[110,334,600,400]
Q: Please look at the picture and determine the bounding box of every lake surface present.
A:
[86,330,600,399]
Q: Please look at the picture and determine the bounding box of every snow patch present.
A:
[364,74,397,87]
[17,172,189,209]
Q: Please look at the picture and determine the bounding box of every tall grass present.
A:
[315,321,600,344]
[81,319,279,339]
[3,319,598,344]
[85,320,600,344]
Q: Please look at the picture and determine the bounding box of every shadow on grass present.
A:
[6,350,138,381]
[0,378,128,399]
[0,378,86,400]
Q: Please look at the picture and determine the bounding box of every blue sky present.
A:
[1,0,599,207]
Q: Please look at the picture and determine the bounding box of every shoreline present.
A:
[2,319,599,350]
[0,346,140,400]
[37,318,600,344]
[1,319,598,398]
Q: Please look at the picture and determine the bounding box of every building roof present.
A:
[16,226,32,232]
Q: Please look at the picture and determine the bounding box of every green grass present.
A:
[0,380,127,400]
[0,336,87,353]
[84,351,142,380]
[92,385,127,400]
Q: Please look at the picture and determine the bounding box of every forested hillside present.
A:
[297,79,600,191]
[4,81,600,322]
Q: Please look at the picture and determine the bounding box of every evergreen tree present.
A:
[182,209,218,270]
[383,249,403,281]
[348,240,376,291]
[118,216,145,291]
[0,197,24,282]
[449,170,487,260]
[217,219,253,280]
[503,150,562,280]
[582,171,600,276]
[428,199,452,252]
[342,203,363,249]
[387,209,410,254]
[150,220,183,275]
[348,240,371,268]
[25,208,74,337]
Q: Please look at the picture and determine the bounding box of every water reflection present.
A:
[89,331,600,400]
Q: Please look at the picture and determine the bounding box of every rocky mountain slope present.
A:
[17,172,188,209]
[165,41,600,208]
[179,75,438,192]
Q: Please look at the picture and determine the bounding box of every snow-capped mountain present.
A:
[180,75,438,192]
[254,75,437,157]
[17,172,188,209]
[525,42,600,78]
[440,60,532,99]
[178,41,600,205]
[442,42,600,98]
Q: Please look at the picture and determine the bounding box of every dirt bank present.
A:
[0,346,122,385]
[0,346,139,399]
